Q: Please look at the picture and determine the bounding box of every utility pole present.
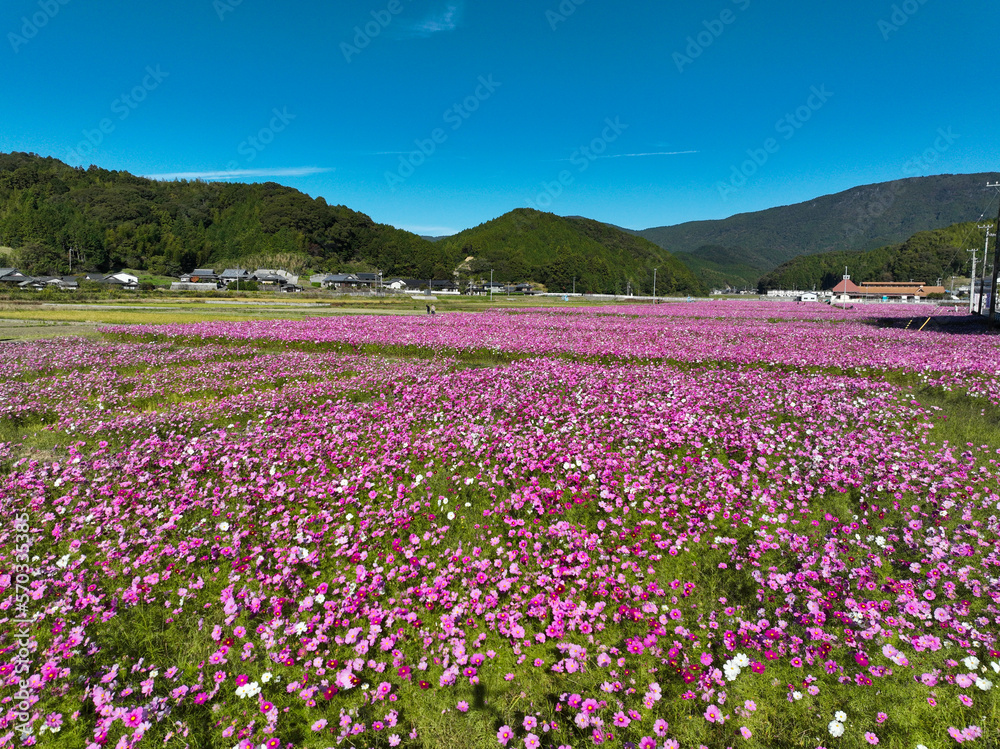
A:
[490,269,493,302]
[572,276,576,295]
[977,223,994,316]
[653,268,657,303]
[968,248,978,315]
[988,183,1000,325]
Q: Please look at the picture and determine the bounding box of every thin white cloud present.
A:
[597,151,699,159]
[143,167,335,181]
[394,2,463,38]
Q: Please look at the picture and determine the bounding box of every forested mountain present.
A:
[0,152,441,277]
[757,223,988,292]
[672,245,772,290]
[0,152,701,294]
[437,209,704,295]
[636,173,1000,286]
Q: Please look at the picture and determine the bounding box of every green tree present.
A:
[15,241,68,276]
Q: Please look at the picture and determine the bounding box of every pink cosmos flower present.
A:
[704,705,724,723]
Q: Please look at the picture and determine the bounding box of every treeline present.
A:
[0,152,443,277]
[757,223,988,291]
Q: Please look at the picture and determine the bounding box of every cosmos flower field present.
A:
[2,302,999,749]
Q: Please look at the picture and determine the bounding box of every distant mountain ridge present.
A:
[635,173,1000,286]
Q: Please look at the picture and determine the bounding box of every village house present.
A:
[219,268,251,286]
[855,281,945,300]
[0,268,31,286]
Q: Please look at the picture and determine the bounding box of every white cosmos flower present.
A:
[834,711,847,722]
[828,720,844,737]
[235,682,261,698]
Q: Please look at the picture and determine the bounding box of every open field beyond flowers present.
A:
[2,302,999,749]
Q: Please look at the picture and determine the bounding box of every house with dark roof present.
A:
[0,268,31,286]
[180,269,218,284]
[219,269,251,286]
[252,270,289,288]
[321,273,363,290]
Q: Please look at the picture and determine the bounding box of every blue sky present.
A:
[3,0,998,235]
